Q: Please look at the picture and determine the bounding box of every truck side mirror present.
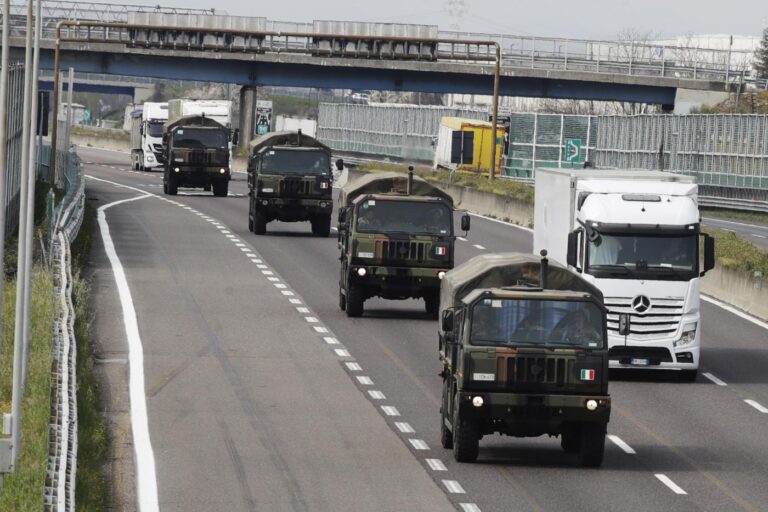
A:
[441,309,454,333]
[702,233,715,276]
[460,214,470,232]
[567,229,582,271]
[232,128,240,146]
[618,313,630,336]
[335,158,344,171]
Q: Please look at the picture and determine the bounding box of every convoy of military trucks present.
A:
[125,98,713,468]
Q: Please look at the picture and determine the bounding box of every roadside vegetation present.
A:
[71,125,130,142]
[704,227,768,278]
[356,161,534,203]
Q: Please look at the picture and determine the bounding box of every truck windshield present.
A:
[261,149,330,175]
[147,122,165,138]
[587,232,698,280]
[356,199,452,236]
[470,299,604,349]
[173,128,227,149]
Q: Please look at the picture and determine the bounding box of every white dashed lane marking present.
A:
[473,244,486,250]
[395,422,415,434]
[703,372,727,386]
[409,439,429,450]
[607,435,636,455]
[346,362,362,371]
[745,399,768,414]
[655,474,687,495]
[368,390,386,400]
[443,480,466,494]
[323,337,339,345]
[381,406,400,416]
[460,504,482,512]
[425,459,447,471]
[356,376,373,385]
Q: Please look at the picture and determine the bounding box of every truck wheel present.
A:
[560,424,581,453]
[578,423,606,468]
[311,214,332,237]
[678,369,698,383]
[345,285,364,317]
[253,210,267,235]
[213,181,228,197]
[338,288,347,311]
[452,406,479,462]
[166,175,178,196]
[424,292,440,319]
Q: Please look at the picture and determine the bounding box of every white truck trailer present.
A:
[130,102,168,171]
[533,168,715,381]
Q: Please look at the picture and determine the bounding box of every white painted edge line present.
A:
[702,295,768,331]
[607,434,636,454]
[753,234,767,239]
[460,504,482,512]
[469,211,533,233]
[425,458,447,471]
[655,474,687,495]
[744,399,768,414]
[472,244,486,250]
[442,480,466,494]
[702,372,727,386]
[97,195,160,512]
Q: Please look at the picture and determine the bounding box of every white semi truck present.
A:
[130,102,168,171]
[533,168,715,381]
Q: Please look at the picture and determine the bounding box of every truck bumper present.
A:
[172,167,230,186]
[349,265,448,298]
[608,335,700,371]
[457,391,611,430]
[254,197,333,220]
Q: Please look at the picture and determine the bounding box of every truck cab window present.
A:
[262,149,329,175]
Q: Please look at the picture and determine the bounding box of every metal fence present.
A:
[317,103,486,161]
[594,114,768,193]
[2,63,25,234]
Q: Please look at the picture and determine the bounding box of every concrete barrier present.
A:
[70,133,129,153]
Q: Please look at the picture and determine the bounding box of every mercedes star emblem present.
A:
[631,295,651,313]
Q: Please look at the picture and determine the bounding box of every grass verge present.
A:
[356,161,534,203]
[704,226,768,278]
[0,269,55,511]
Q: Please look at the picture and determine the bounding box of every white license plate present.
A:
[630,358,650,366]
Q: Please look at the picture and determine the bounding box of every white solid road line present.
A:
[744,399,768,414]
[703,372,728,386]
[97,194,160,512]
[655,474,688,495]
[754,234,767,239]
[607,434,637,454]
[702,295,768,331]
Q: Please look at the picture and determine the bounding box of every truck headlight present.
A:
[472,396,484,408]
[174,167,180,173]
[675,322,697,347]
[586,399,598,411]
[261,188,274,193]
[357,268,367,277]
[220,168,226,174]
[147,155,155,162]
[438,271,446,280]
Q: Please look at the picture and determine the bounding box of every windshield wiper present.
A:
[590,264,634,276]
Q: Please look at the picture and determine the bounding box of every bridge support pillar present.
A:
[239,86,256,148]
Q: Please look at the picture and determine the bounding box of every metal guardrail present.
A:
[699,196,768,213]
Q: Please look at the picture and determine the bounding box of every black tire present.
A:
[345,284,364,318]
[452,403,479,463]
[213,181,228,197]
[678,369,698,383]
[424,292,440,319]
[166,174,178,196]
[311,214,332,237]
[440,384,453,449]
[578,423,606,468]
[339,288,347,311]
[253,210,267,235]
[560,424,581,453]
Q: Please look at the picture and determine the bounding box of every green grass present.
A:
[704,226,768,278]
[702,208,768,227]
[0,269,55,511]
[356,162,534,204]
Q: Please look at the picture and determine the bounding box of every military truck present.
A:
[162,115,237,196]
[247,131,337,236]
[439,252,610,466]
[337,170,470,318]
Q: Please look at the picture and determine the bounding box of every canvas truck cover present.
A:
[340,172,454,207]
[249,131,330,154]
[438,253,604,336]
[166,115,225,131]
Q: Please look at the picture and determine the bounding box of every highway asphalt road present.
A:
[81,147,768,512]
[702,217,768,251]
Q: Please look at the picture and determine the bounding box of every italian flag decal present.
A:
[320,182,330,189]
[580,369,596,381]
[435,247,447,256]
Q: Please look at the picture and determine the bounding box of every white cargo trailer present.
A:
[130,102,168,171]
[533,168,715,380]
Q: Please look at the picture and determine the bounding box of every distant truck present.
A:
[130,102,168,171]
[433,117,503,173]
[168,99,235,166]
[438,252,610,466]
[533,168,715,381]
[247,131,337,236]
[337,170,470,318]
[162,115,237,196]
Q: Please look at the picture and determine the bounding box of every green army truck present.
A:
[247,131,339,236]
[337,170,470,318]
[439,252,610,466]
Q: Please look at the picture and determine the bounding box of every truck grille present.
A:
[279,179,312,197]
[605,297,684,340]
[496,355,571,386]
[375,240,430,262]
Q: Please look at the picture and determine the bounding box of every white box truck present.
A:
[130,102,168,171]
[533,168,715,380]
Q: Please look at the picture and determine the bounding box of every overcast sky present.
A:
[146,0,768,40]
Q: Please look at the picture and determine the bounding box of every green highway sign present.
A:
[564,138,582,163]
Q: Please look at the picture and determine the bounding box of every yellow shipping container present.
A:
[434,117,504,174]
